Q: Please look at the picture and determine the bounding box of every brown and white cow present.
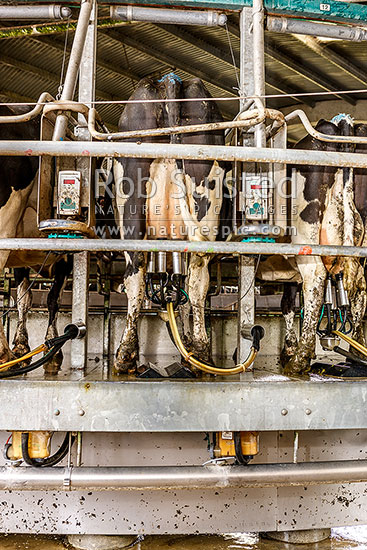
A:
[0,105,72,371]
[111,74,231,373]
[282,115,367,376]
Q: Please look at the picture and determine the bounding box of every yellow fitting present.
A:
[214,431,260,458]
[8,431,52,460]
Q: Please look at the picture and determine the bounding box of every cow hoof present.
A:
[114,347,138,374]
[12,343,31,361]
[0,350,16,366]
[43,351,63,374]
[280,346,297,368]
[283,357,310,377]
[114,358,137,375]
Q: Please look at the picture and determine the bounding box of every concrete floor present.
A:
[0,529,366,550]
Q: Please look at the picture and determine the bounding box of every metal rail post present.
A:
[238,7,256,369]
[71,0,97,370]
[52,0,93,142]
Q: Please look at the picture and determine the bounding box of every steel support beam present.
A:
[264,41,356,105]
[0,18,135,40]
[294,34,367,87]
[0,52,114,103]
[71,0,97,370]
[155,23,314,107]
[52,0,93,141]
[237,8,256,369]
[228,23,357,105]
[101,28,237,98]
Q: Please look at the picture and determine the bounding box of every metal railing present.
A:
[0,238,365,258]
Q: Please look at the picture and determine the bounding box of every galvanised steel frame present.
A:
[0,0,366,410]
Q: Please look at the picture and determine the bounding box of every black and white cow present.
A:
[111,74,231,373]
[282,115,367,375]
[0,105,72,371]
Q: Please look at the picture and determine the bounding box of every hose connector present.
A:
[251,325,265,352]
[64,321,86,340]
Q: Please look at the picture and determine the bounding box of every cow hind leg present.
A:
[115,252,146,374]
[187,254,211,362]
[280,283,299,366]
[0,251,15,364]
[12,268,32,359]
[344,258,367,351]
[284,258,326,376]
[43,257,73,374]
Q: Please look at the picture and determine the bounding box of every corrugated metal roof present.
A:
[1,10,367,141]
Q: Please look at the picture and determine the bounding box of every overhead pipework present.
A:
[0,5,72,20]
[266,15,367,41]
[110,5,227,26]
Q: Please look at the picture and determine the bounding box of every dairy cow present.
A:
[0,105,72,371]
[282,115,367,375]
[111,74,231,373]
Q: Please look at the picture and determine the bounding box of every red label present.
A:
[298,246,313,255]
[64,179,75,185]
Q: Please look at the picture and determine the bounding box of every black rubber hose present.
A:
[333,346,367,367]
[0,342,64,379]
[21,432,75,468]
[234,432,253,466]
[251,325,265,352]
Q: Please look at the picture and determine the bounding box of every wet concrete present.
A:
[0,529,366,550]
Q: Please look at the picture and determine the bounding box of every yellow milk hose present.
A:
[0,343,47,371]
[167,302,257,375]
[333,330,367,358]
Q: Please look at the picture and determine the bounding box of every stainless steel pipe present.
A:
[88,108,284,141]
[285,109,367,144]
[0,5,71,20]
[110,6,227,26]
[88,107,283,141]
[1,238,367,259]
[52,0,93,142]
[2,140,367,169]
[2,461,367,491]
[0,92,54,124]
[266,16,367,41]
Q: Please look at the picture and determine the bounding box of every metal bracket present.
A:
[63,466,73,491]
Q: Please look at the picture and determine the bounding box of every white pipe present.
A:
[110,6,227,26]
[0,5,71,20]
[2,461,367,491]
[266,16,367,41]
